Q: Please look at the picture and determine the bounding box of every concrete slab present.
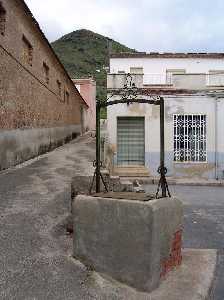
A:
[150,249,217,300]
[71,248,217,300]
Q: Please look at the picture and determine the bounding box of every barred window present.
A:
[0,2,6,36]
[174,115,206,162]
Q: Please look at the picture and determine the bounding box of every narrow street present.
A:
[0,135,96,300]
[0,135,223,299]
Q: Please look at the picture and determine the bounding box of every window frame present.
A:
[173,114,207,163]
[22,35,33,66]
[64,89,70,104]
[207,70,224,86]
[166,69,186,84]
[57,80,62,97]
[43,62,50,84]
[130,67,143,74]
[0,2,6,36]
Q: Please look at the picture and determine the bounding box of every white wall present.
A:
[110,57,224,74]
[107,95,220,178]
[107,56,224,178]
[107,96,215,153]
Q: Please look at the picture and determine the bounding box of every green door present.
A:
[117,117,145,166]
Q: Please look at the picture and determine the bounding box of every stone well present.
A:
[73,193,183,292]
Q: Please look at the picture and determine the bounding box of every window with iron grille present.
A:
[174,115,206,162]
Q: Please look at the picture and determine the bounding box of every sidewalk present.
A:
[123,176,224,187]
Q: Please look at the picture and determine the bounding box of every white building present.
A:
[106,53,224,180]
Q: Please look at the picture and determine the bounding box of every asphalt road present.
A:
[145,184,224,300]
[0,135,96,300]
[0,134,223,299]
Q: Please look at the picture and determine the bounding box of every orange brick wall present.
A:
[0,0,85,130]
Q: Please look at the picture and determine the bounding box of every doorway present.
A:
[117,117,145,166]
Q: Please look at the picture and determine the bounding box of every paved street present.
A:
[0,135,96,300]
[0,135,224,299]
[145,184,224,299]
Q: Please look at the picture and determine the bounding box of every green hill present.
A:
[51,29,137,105]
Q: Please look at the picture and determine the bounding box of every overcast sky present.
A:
[25,0,224,52]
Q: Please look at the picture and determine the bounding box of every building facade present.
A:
[106,53,224,180]
[0,0,88,170]
[73,78,96,132]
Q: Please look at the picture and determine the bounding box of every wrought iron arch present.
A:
[90,73,171,198]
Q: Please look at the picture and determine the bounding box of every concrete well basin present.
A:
[73,194,183,292]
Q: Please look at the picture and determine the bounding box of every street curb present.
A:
[122,177,224,187]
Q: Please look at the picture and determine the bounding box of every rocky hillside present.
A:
[52,29,136,103]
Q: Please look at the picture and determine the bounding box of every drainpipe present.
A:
[215,98,218,180]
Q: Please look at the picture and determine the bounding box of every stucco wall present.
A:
[107,56,224,179]
[107,96,224,179]
[0,125,80,170]
[110,57,224,84]
[73,79,96,131]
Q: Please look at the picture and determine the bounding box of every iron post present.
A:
[160,97,167,197]
[96,102,101,193]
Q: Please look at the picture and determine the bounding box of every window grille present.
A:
[174,115,206,162]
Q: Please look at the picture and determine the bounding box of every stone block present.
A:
[73,195,183,292]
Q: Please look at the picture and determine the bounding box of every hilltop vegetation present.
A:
[52,29,136,104]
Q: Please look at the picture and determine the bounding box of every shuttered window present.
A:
[117,117,145,166]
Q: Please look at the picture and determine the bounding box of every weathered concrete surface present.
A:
[0,135,222,300]
[75,248,216,300]
[0,135,96,300]
[73,195,183,292]
[150,249,217,300]
[0,125,80,170]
